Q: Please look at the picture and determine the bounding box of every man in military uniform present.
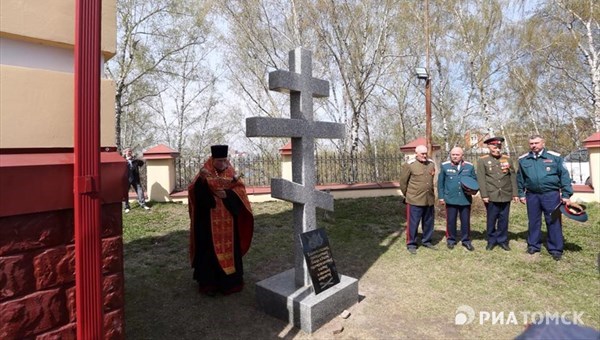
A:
[477,137,518,251]
[399,145,436,254]
[438,147,477,251]
[517,135,573,261]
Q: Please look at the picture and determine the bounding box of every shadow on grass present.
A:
[124,229,302,339]
[508,230,583,253]
[124,196,406,339]
[123,198,599,339]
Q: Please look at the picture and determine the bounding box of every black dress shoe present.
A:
[408,248,417,255]
[551,253,562,261]
[527,248,537,255]
[462,243,474,251]
[447,243,455,250]
[486,244,496,251]
[422,243,437,250]
[499,243,511,251]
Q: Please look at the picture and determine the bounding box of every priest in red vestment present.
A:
[188,145,254,296]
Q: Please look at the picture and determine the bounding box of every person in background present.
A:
[477,137,519,251]
[399,145,436,255]
[123,148,150,213]
[188,145,254,296]
[438,147,477,251]
[517,135,573,261]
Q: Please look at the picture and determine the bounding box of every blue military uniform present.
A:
[438,160,477,248]
[517,149,573,257]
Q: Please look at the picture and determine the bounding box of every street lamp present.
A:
[415,67,429,80]
[422,0,433,158]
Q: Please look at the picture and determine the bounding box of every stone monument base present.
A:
[255,268,359,333]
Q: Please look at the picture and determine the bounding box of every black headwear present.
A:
[211,145,228,158]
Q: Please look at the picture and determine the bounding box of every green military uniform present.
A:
[477,153,518,249]
[399,157,436,250]
[399,158,436,206]
[476,154,518,202]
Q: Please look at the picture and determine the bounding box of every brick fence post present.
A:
[279,142,292,182]
[583,132,600,202]
[143,144,180,202]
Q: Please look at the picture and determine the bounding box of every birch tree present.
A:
[106,0,211,151]
[144,0,220,158]
[217,0,313,155]
[540,0,600,133]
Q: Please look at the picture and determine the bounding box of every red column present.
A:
[74,0,104,338]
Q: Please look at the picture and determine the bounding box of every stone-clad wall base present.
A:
[0,205,125,339]
[256,268,358,333]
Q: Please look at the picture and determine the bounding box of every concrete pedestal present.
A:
[256,269,358,333]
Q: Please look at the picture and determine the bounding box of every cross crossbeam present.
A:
[246,117,344,139]
[270,178,334,211]
[269,70,329,98]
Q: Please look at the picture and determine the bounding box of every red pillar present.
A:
[74,0,104,338]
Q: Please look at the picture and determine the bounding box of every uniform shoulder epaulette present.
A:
[480,154,490,159]
[518,153,529,159]
[407,158,416,164]
[547,150,561,157]
[442,160,450,165]
[428,158,434,162]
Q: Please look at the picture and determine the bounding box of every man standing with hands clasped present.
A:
[517,135,573,261]
[399,145,436,255]
[438,147,477,251]
[477,137,518,251]
[188,145,254,295]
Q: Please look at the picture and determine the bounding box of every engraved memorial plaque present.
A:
[300,228,340,294]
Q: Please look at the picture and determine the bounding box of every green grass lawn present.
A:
[122,197,600,339]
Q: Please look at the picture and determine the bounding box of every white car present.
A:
[563,149,590,185]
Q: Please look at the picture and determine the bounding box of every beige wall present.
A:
[281,154,292,180]
[584,147,600,201]
[0,0,117,149]
[1,65,116,148]
[0,0,116,57]
[147,159,177,202]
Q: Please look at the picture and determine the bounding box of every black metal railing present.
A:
[315,152,404,185]
[174,154,282,190]
[173,151,405,190]
[231,154,282,187]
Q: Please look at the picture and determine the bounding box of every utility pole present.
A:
[425,0,432,158]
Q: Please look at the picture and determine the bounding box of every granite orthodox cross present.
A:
[246,48,344,287]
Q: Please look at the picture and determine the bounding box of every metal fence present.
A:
[175,154,282,190]
[315,152,404,185]
[459,151,488,164]
[173,151,405,191]
[132,148,593,194]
